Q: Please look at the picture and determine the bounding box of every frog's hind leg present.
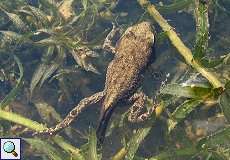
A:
[128,73,170,123]
[128,91,156,123]
[33,91,105,137]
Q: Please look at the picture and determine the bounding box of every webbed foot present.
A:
[128,91,157,123]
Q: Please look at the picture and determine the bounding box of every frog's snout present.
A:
[137,21,155,42]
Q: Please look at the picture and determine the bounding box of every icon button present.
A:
[0,138,21,160]
[3,141,18,157]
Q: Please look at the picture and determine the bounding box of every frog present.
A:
[33,21,157,144]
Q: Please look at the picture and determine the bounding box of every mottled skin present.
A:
[97,22,155,143]
[34,22,155,144]
[103,22,155,112]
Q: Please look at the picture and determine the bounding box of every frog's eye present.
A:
[124,27,132,35]
[125,31,136,39]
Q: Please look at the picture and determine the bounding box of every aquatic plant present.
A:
[0,0,229,159]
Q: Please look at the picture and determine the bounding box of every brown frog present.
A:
[34,21,156,144]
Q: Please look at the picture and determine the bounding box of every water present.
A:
[0,0,229,159]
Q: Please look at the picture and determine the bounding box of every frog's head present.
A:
[124,21,155,44]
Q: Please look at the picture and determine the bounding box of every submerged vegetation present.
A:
[0,0,229,159]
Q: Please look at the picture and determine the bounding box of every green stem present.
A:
[0,109,84,159]
[0,109,44,130]
[111,148,127,160]
[137,0,223,89]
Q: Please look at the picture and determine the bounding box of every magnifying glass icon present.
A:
[3,141,18,157]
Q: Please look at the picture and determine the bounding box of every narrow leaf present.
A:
[0,55,23,109]
[125,126,152,160]
[168,99,202,132]
[219,87,230,122]
[197,126,230,159]
[200,57,225,68]
[22,5,50,26]
[30,46,62,96]
[30,63,48,96]
[193,0,209,60]
[81,0,88,10]
[149,147,197,160]
[88,129,100,160]
[0,7,28,31]
[24,138,67,160]
[160,83,211,99]
[34,101,62,124]
[197,126,230,148]
[35,37,61,46]
[156,0,193,14]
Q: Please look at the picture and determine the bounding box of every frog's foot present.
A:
[103,22,121,54]
[128,92,156,123]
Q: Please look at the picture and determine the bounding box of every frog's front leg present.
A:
[128,92,156,123]
[102,22,121,54]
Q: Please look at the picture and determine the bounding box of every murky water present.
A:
[0,0,229,159]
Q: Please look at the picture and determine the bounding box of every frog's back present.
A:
[103,21,155,111]
[97,22,155,144]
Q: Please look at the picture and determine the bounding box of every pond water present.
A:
[0,0,229,160]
